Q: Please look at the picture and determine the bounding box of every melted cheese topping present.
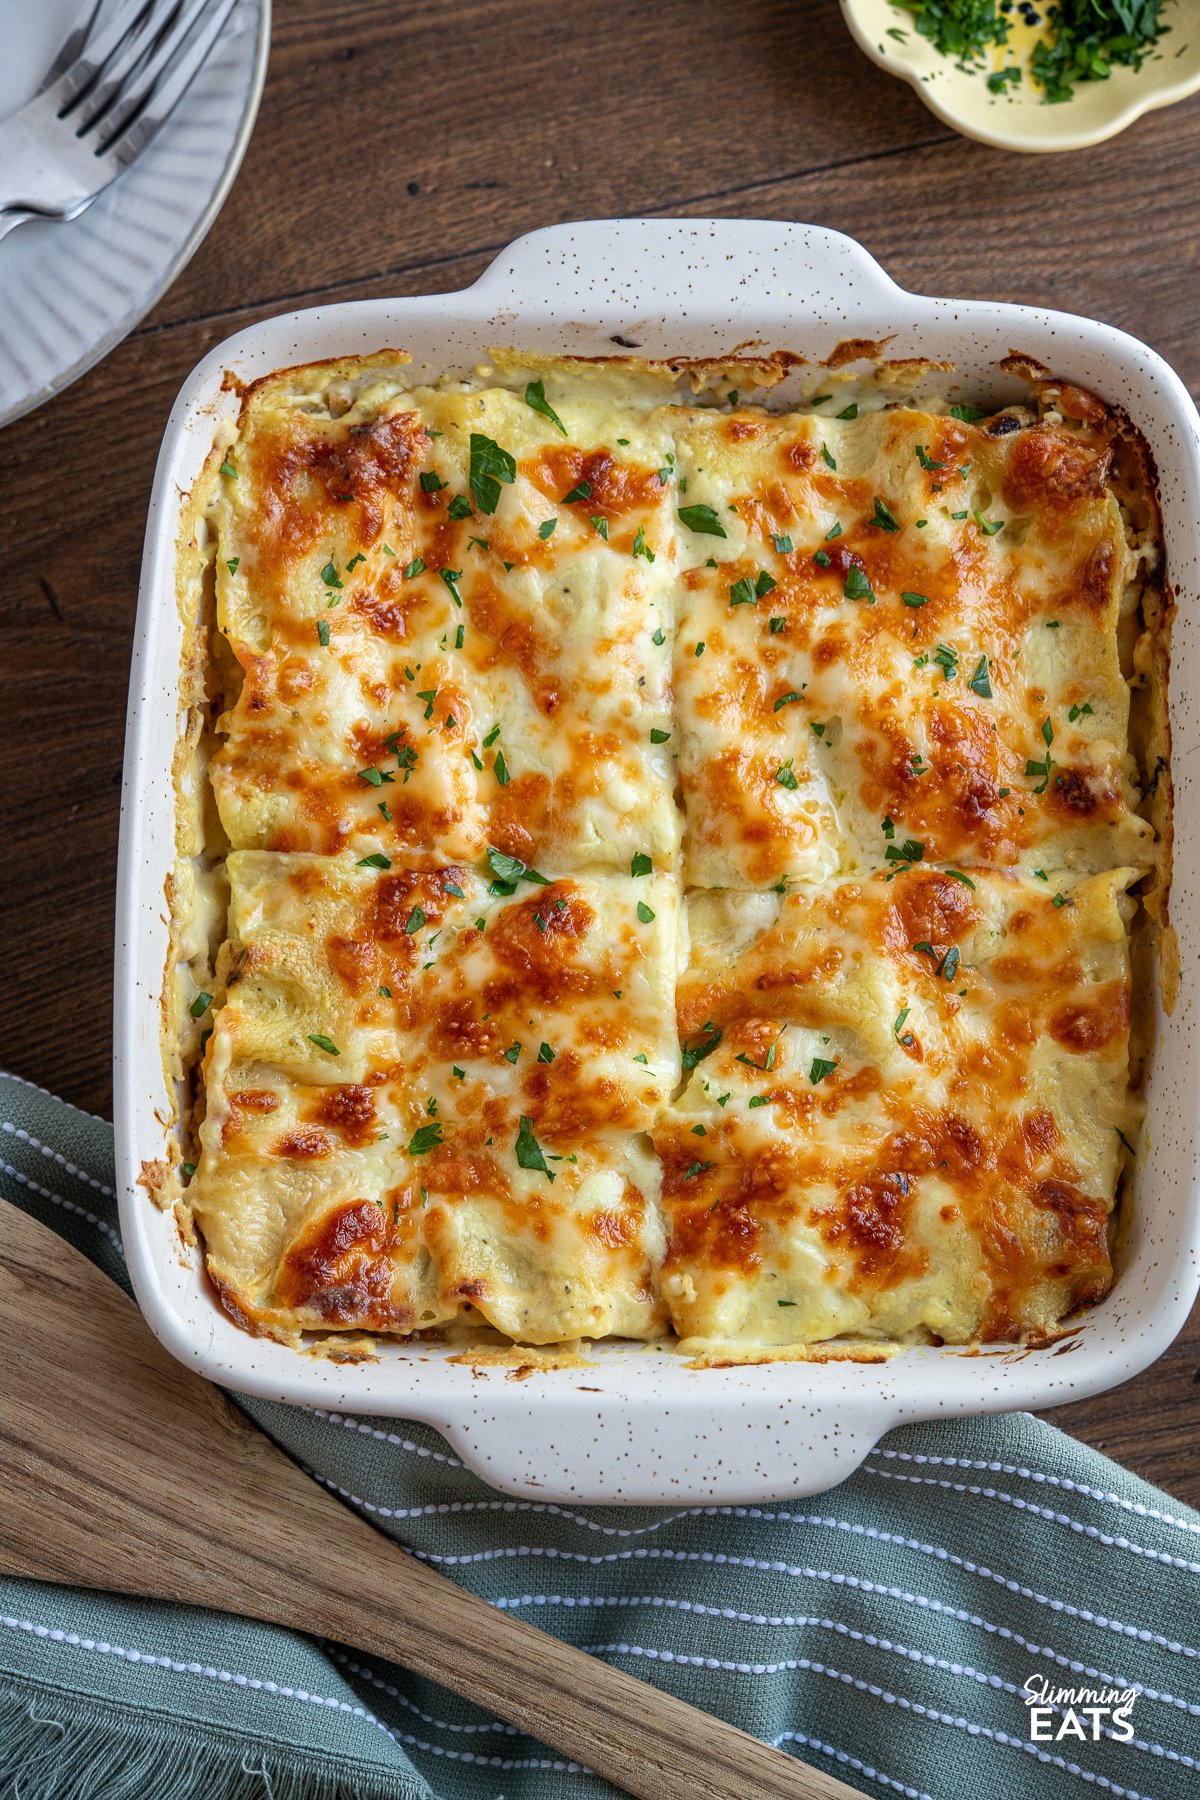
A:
[184,359,1163,1348]
[672,406,1151,887]
[658,868,1138,1345]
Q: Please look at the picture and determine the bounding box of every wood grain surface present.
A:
[1,0,1197,1501]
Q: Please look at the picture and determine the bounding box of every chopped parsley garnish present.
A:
[886,838,925,866]
[968,655,992,698]
[590,514,609,540]
[561,478,592,504]
[455,624,465,650]
[445,881,465,897]
[504,1042,521,1063]
[419,471,446,493]
[652,627,666,646]
[407,1122,443,1155]
[772,533,794,554]
[357,852,392,870]
[773,690,805,712]
[902,591,928,608]
[524,377,567,434]
[405,905,426,933]
[769,616,786,634]
[737,1038,779,1074]
[538,1042,556,1063]
[844,565,875,603]
[493,750,510,785]
[944,869,976,889]
[403,556,425,579]
[813,549,831,569]
[515,1115,554,1182]
[378,800,392,821]
[307,1033,340,1057]
[189,991,212,1019]
[316,619,331,647]
[637,901,656,923]
[448,494,472,521]
[809,1057,837,1084]
[915,445,945,471]
[748,1096,768,1109]
[632,525,655,562]
[894,1005,913,1045]
[1053,892,1069,908]
[417,689,438,720]
[694,642,705,656]
[950,404,986,423]
[729,570,776,607]
[439,568,464,606]
[219,459,237,479]
[820,442,837,470]
[482,723,501,748]
[630,852,653,877]
[469,433,516,514]
[837,402,859,420]
[320,559,342,590]
[775,760,799,790]
[933,642,959,681]
[872,497,900,533]
[825,520,843,541]
[882,815,896,840]
[650,727,671,744]
[1068,700,1095,722]
[1026,717,1055,794]
[682,1161,714,1181]
[681,1026,721,1069]
[225,556,240,575]
[358,766,390,787]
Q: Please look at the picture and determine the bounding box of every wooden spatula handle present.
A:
[0,1195,862,1799]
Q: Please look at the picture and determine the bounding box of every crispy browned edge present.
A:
[153,345,1172,1360]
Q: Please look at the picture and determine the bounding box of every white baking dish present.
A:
[115,219,1200,1504]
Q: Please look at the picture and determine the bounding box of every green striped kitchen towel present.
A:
[1,1066,1197,1800]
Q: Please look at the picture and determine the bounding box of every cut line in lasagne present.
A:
[171,352,1171,1350]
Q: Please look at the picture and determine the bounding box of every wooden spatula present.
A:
[0,1196,864,1800]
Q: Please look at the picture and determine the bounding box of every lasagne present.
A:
[172,353,1169,1350]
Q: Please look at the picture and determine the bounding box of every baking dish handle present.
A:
[429,1384,899,1506]
[466,217,906,339]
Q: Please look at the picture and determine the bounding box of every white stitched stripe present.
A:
[307,1477,714,1539]
[0,1158,125,1258]
[489,1593,1199,1717]
[0,1122,116,1199]
[772,1730,934,1800]
[864,1468,1200,1575]
[871,1449,1200,1539]
[301,1408,465,1469]
[329,1651,519,1736]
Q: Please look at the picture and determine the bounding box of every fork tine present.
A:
[50,0,162,114]
[102,0,237,166]
[72,1,195,136]
[38,0,103,93]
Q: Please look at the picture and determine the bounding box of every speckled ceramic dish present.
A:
[840,0,1200,154]
[115,219,1200,1504]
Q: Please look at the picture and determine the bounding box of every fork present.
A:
[0,0,239,245]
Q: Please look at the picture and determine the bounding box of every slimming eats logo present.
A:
[1023,1673,1139,1743]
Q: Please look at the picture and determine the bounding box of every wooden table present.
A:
[3,0,1197,1502]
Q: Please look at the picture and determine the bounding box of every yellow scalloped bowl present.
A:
[840,0,1200,153]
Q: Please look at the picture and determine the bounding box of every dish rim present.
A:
[114,217,1200,1503]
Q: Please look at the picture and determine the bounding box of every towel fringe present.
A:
[0,1681,414,1800]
